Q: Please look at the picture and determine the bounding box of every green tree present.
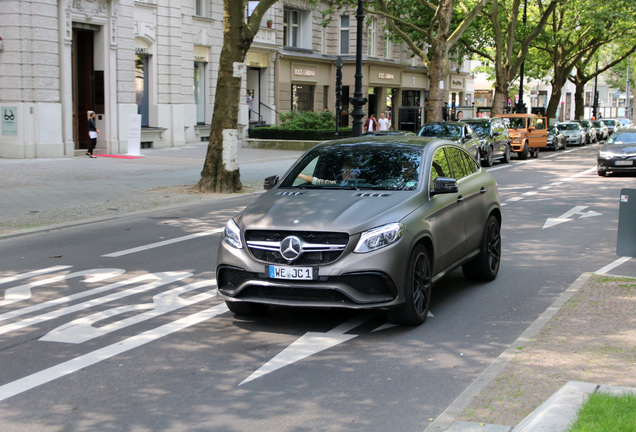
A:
[198,0,277,193]
[533,0,636,120]
[462,0,559,114]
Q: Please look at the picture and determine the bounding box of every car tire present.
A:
[225,300,269,316]
[462,215,501,281]
[518,141,529,160]
[483,146,494,167]
[502,144,511,163]
[562,139,567,150]
[388,244,432,326]
[598,170,606,177]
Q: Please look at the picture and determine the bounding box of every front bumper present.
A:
[597,157,636,173]
[216,233,413,310]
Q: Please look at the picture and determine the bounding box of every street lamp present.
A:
[350,0,367,137]
[592,61,598,120]
[515,0,528,114]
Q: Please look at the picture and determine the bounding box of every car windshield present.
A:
[418,123,462,139]
[500,117,527,129]
[607,133,636,144]
[577,121,590,127]
[280,143,423,191]
[464,122,489,136]
[592,121,603,128]
[548,126,558,133]
[558,123,579,130]
[602,120,617,126]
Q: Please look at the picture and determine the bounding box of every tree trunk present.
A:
[197,0,277,193]
[426,0,455,122]
[573,78,586,120]
[492,82,510,115]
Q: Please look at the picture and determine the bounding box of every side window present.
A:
[430,148,452,189]
[445,147,468,180]
[461,150,479,175]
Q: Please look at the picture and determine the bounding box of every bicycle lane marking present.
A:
[0,303,229,402]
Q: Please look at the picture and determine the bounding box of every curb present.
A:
[424,272,593,432]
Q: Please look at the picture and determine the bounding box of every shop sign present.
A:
[450,75,465,90]
[294,68,316,77]
[292,64,318,82]
[194,46,209,63]
[2,106,17,135]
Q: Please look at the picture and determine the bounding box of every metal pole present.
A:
[515,0,528,114]
[350,0,367,137]
[593,61,598,119]
[626,59,631,120]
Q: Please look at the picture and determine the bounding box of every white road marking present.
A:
[240,312,380,385]
[595,257,632,275]
[0,266,72,286]
[0,303,229,402]
[0,268,125,307]
[542,206,602,229]
[42,279,217,344]
[0,272,191,336]
[102,228,224,257]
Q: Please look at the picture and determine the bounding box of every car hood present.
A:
[236,189,423,233]
[601,143,636,155]
[560,130,580,135]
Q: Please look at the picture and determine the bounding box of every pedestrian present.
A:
[86,110,99,158]
[378,112,390,131]
[456,110,464,121]
[363,114,380,133]
[246,89,253,120]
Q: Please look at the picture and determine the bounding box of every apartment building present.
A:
[0,0,473,158]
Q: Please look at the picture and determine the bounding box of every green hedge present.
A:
[249,127,353,140]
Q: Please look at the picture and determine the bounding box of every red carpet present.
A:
[95,154,145,159]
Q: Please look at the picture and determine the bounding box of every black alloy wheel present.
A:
[388,244,432,325]
[462,215,501,281]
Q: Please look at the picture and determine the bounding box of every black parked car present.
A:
[418,122,481,162]
[462,118,511,166]
[591,120,609,142]
[597,128,636,176]
[547,125,566,150]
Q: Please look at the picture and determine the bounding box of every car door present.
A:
[528,116,548,148]
[446,146,486,254]
[492,120,508,154]
[427,146,467,276]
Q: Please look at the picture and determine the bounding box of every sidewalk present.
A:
[0,141,304,236]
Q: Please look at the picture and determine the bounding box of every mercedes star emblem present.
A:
[280,236,303,261]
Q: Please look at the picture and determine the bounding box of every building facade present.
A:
[0,0,474,159]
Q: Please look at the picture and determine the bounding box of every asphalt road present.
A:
[0,143,634,432]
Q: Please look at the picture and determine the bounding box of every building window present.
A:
[367,18,376,57]
[340,15,350,55]
[402,90,421,107]
[196,0,208,17]
[383,31,392,59]
[194,62,206,125]
[323,85,329,110]
[284,9,300,47]
[292,84,314,112]
[135,54,150,127]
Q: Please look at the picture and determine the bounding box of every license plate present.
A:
[615,160,633,166]
[268,265,315,280]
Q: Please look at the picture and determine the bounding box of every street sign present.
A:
[617,189,636,257]
[2,106,17,135]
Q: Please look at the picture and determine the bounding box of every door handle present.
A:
[480,187,486,194]
[457,195,464,203]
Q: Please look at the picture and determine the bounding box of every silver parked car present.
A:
[217,137,502,326]
[557,122,586,146]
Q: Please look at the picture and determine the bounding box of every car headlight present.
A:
[354,223,405,253]
[222,219,243,249]
[513,137,520,143]
[598,151,615,160]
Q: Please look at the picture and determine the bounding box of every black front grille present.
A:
[238,286,351,303]
[218,267,396,305]
[245,230,349,265]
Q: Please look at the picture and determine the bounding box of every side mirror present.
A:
[264,175,279,190]
[431,177,459,195]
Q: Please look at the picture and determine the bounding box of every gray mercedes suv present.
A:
[217,136,502,325]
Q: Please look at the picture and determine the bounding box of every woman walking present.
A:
[87,110,99,158]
